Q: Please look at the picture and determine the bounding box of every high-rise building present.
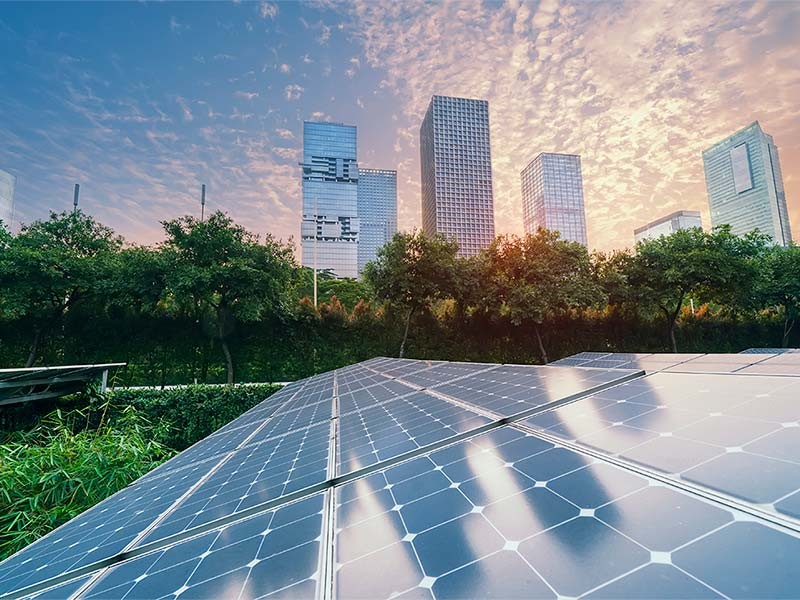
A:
[420,95,495,257]
[520,152,588,246]
[634,210,702,243]
[0,169,16,230]
[300,122,360,279]
[357,168,397,274]
[703,121,792,245]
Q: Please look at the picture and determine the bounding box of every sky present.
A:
[1,0,799,253]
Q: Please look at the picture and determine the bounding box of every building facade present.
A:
[0,169,16,230]
[520,152,588,246]
[703,121,792,245]
[357,168,397,274]
[634,210,702,243]
[420,95,495,257]
[300,122,360,279]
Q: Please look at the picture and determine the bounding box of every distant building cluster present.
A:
[0,168,16,230]
[299,121,397,279]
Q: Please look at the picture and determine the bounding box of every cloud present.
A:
[276,128,294,139]
[175,96,193,122]
[234,91,259,101]
[284,84,304,101]
[346,0,800,250]
[259,2,278,20]
[169,16,188,33]
[280,63,291,73]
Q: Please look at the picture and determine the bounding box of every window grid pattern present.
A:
[357,169,397,274]
[300,122,359,278]
[420,95,496,258]
[702,122,793,246]
[521,153,588,246]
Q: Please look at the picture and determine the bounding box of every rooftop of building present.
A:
[634,209,702,235]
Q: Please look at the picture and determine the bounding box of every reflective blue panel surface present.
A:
[395,362,495,388]
[338,380,417,415]
[0,457,217,596]
[334,426,795,599]
[526,372,800,518]
[138,422,331,544]
[429,365,639,417]
[337,391,491,475]
[372,358,443,379]
[81,494,324,599]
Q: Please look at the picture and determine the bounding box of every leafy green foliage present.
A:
[108,384,282,450]
[364,231,459,357]
[752,244,800,347]
[624,226,769,351]
[0,210,122,366]
[161,211,296,383]
[0,404,174,560]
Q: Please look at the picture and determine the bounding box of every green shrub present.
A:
[0,404,174,560]
[108,384,282,450]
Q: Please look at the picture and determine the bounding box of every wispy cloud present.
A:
[347,0,800,249]
[284,84,304,101]
[234,91,259,101]
[175,96,193,122]
[259,2,278,20]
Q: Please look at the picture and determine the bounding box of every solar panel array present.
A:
[2,355,800,599]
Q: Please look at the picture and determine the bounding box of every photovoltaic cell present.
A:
[428,365,640,417]
[525,372,800,520]
[0,457,218,596]
[337,391,491,475]
[338,379,417,415]
[137,421,331,545]
[80,493,325,600]
[391,361,495,389]
[334,426,800,599]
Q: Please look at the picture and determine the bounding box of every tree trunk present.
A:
[533,323,548,364]
[668,321,678,353]
[399,306,415,358]
[25,329,41,367]
[783,317,796,348]
[221,339,234,384]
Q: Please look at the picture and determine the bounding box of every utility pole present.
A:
[201,184,206,222]
[73,184,80,214]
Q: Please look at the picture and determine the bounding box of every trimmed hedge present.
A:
[108,384,283,450]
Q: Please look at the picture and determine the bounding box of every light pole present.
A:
[313,192,318,307]
[73,184,80,214]
[201,184,206,222]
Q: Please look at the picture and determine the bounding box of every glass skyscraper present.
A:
[419,95,495,257]
[520,152,588,246]
[703,121,792,245]
[0,169,15,230]
[634,210,702,243]
[357,168,397,274]
[300,122,359,279]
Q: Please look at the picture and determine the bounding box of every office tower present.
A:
[520,152,588,246]
[0,169,16,230]
[634,210,703,243]
[419,95,495,257]
[357,168,397,274]
[703,121,792,245]
[300,122,359,279]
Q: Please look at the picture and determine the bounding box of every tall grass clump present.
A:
[0,404,174,560]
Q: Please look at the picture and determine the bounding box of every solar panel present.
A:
[526,371,800,521]
[428,364,641,418]
[4,356,800,600]
[333,426,800,599]
[0,363,125,406]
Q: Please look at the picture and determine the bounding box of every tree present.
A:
[363,231,458,358]
[0,211,122,366]
[753,244,800,348]
[161,211,295,383]
[624,226,768,352]
[292,268,372,311]
[478,230,601,363]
